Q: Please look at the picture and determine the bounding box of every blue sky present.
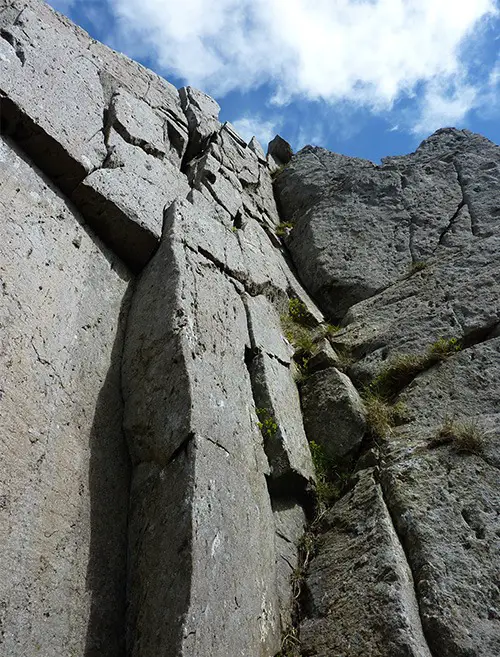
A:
[48,0,500,163]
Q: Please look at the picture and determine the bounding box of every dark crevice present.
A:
[165,118,185,160]
[72,182,159,273]
[265,472,315,517]
[453,160,480,237]
[194,243,284,300]
[0,95,87,195]
[204,436,230,457]
[435,199,466,250]
[240,294,313,515]
[0,96,158,272]
[180,132,216,174]
[233,209,243,230]
[461,320,500,350]
[112,118,165,160]
[178,88,220,171]
[166,432,196,466]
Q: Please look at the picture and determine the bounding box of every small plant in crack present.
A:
[256,407,278,440]
[332,343,355,373]
[280,298,319,363]
[370,353,428,399]
[407,260,428,276]
[275,628,301,657]
[362,390,409,440]
[281,316,316,354]
[276,221,294,237]
[370,338,462,400]
[428,417,487,455]
[309,440,349,510]
[428,336,461,360]
[323,323,343,336]
[275,532,316,657]
[288,298,313,326]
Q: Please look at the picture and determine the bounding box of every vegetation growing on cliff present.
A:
[428,417,487,455]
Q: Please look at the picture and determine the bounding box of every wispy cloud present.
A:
[231,115,282,150]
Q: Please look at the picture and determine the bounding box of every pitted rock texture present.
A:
[275,128,500,320]
[276,127,500,657]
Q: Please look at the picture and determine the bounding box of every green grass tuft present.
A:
[288,298,312,325]
[256,408,278,440]
[276,222,294,237]
[362,390,409,439]
[408,260,428,275]
[370,337,462,399]
[428,417,487,455]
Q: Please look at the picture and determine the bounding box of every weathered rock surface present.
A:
[276,127,500,656]
[301,469,433,657]
[0,0,190,269]
[276,128,500,320]
[0,135,131,657]
[301,367,366,464]
[2,2,499,657]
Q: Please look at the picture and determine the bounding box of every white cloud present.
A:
[64,0,499,134]
[412,79,479,134]
[231,115,282,150]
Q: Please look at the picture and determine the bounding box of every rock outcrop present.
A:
[0,2,498,657]
[275,129,500,657]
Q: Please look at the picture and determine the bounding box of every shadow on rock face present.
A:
[84,284,133,657]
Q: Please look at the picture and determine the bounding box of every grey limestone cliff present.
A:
[0,1,498,657]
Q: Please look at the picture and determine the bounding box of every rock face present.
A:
[301,367,366,465]
[275,129,500,320]
[0,2,499,657]
[0,135,131,657]
[275,130,500,656]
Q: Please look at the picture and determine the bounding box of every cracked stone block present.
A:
[381,411,500,656]
[272,499,307,628]
[127,437,280,657]
[250,352,315,491]
[301,469,433,657]
[301,367,366,465]
[111,88,167,159]
[0,0,188,264]
[245,294,293,364]
[0,135,131,657]
[72,129,190,271]
[337,234,500,384]
[121,200,283,655]
[236,217,289,297]
[0,0,107,179]
[307,339,339,373]
[248,136,268,164]
[179,85,221,161]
